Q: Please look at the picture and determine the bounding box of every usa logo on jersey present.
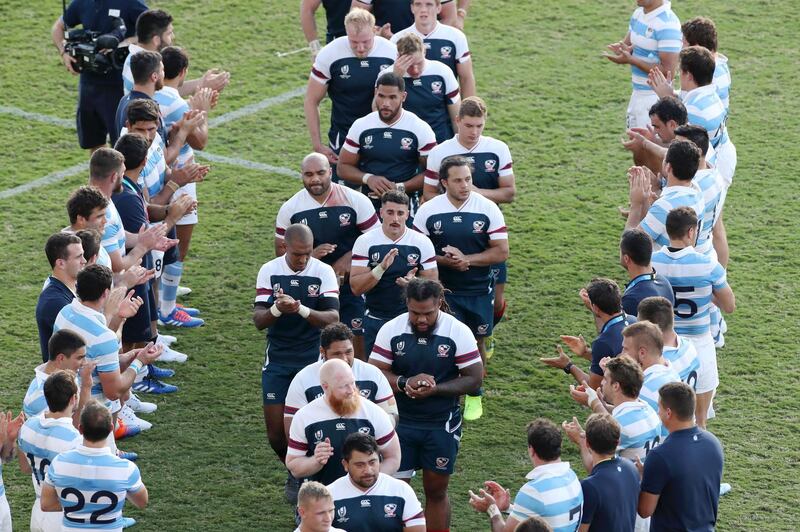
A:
[440,46,452,58]
[400,137,413,150]
[359,389,372,399]
[339,213,351,226]
[307,284,320,296]
[484,159,497,172]
[358,426,371,435]
[431,81,442,94]
[407,253,419,266]
[384,504,398,518]
[473,220,486,233]
[437,344,451,357]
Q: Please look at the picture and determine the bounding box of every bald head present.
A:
[301,152,330,172]
[284,223,313,246]
[320,358,352,387]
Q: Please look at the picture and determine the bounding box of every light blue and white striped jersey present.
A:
[510,462,583,532]
[18,415,81,498]
[45,445,143,532]
[651,246,728,336]
[613,400,662,460]
[640,363,681,414]
[640,185,705,248]
[154,86,194,167]
[139,133,167,198]
[662,335,700,388]
[713,54,731,112]
[628,2,682,91]
[682,84,728,148]
[692,168,724,255]
[102,201,126,257]
[121,43,145,96]
[54,300,120,407]
[24,365,83,418]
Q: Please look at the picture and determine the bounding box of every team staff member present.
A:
[52,0,148,151]
[275,153,379,358]
[619,229,674,316]
[254,224,340,464]
[328,433,426,532]
[304,8,397,173]
[338,72,436,213]
[350,190,438,356]
[413,156,507,421]
[369,278,483,531]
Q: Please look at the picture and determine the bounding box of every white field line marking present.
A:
[0,162,89,200]
[276,47,309,58]
[0,86,305,198]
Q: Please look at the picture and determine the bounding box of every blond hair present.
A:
[298,481,332,508]
[345,8,376,33]
[396,33,425,56]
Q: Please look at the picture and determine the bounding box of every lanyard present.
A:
[626,271,656,291]
[123,177,150,224]
[601,313,629,334]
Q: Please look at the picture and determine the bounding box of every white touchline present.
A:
[0,85,306,198]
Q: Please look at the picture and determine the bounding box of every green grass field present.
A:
[1,0,799,529]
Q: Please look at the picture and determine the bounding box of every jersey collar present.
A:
[415,21,440,39]
[526,461,571,480]
[77,444,113,456]
[455,135,482,152]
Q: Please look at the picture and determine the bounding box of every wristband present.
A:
[396,376,407,392]
[309,39,322,53]
[129,359,144,374]
[270,305,282,317]
[563,362,574,375]
[166,180,180,193]
[362,173,373,185]
[486,504,501,519]
[371,264,385,280]
[298,304,311,319]
[457,8,468,17]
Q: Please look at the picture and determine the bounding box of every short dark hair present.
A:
[636,296,674,332]
[526,418,561,461]
[622,321,664,354]
[586,278,621,315]
[659,381,695,420]
[48,329,86,361]
[320,322,354,350]
[45,233,81,269]
[376,71,405,92]
[44,370,78,413]
[126,98,161,126]
[604,355,644,398]
[80,400,114,442]
[130,50,162,85]
[75,229,101,262]
[680,46,715,87]
[114,133,150,171]
[381,190,410,207]
[514,516,553,532]
[342,432,380,461]
[136,9,173,44]
[161,46,189,79]
[404,278,445,304]
[674,124,710,157]
[90,148,124,181]
[665,139,701,181]
[439,155,472,184]
[665,206,698,240]
[67,185,108,224]
[76,264,113,302]
[584,413,621,456]
[620,229,653,267]
[682,17,718,52]
[649,96,687,126]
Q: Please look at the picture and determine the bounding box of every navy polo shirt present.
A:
[112,176,152,269]
[641,426,724,532]
[62,0,148,87]
[35,277,76,362]
[622,270,675,316]
[113,91,167,147]
[581,457,639,532]
[591,313,636,375]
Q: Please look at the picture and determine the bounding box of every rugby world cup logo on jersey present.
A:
[339,213,351,226]
[431,81,443,94]
[272,283,280,292]
[484,159,497,172]
[435,457,449,469]
[308,284,320,296]
[384,504,398,518]
[440,46,452,58]
[473,220,485,233]
[364,135,373,149]
[337,507,349,523]
[340,65,350,79]
[300,218,308,225]
[433,220,443,234]
[395,341,405,356]
[371,251,381,265]
[437,344,451,357]
[314,430,324,443]
[407,253,419,266]
[400,137,414,150]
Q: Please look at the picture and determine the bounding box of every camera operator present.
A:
[52,0,149,152]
